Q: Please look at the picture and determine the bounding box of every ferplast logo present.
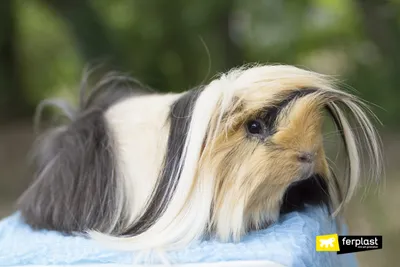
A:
[316,234,340,252]
[337,236,383,254]
[316,234,383,254]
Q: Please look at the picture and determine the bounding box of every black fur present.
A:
[280,174,330,214]
[122,87,203,235]
[18,74,148,234]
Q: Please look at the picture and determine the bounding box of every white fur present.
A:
[105,93,181,226]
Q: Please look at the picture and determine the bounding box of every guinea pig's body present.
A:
[18,65,382,251]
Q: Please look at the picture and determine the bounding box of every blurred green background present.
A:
[0,0,399,266]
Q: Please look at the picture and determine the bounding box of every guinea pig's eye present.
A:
[246,119,265,135]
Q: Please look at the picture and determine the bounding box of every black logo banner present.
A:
[337,235,383,254]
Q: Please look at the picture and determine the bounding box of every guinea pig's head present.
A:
[191,65,383,241]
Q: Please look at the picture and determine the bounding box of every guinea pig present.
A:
[17,64,383,251]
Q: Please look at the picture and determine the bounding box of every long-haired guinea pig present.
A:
[18,64,383,251]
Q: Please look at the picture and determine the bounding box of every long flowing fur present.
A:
[90,65,383,250]
[19,64,383,254]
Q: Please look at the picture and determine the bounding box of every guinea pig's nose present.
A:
[297,152,314,163]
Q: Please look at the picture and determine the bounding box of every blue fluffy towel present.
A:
[0,206,357,266]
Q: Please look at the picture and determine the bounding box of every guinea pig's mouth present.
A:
[280,174,330,214]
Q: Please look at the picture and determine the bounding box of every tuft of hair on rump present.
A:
[88,64,383,252]
[17,69,151,234]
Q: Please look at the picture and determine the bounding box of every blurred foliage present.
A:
[0,0,399,127]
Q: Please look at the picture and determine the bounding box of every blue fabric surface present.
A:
[0,207,357,266]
